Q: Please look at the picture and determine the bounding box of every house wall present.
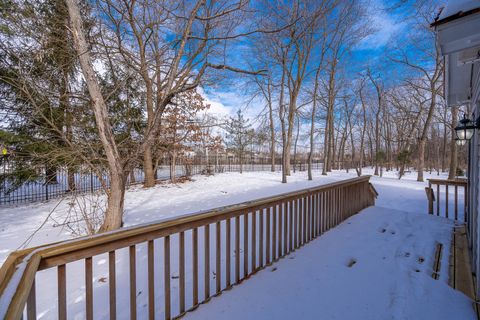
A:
[471,64,480,296]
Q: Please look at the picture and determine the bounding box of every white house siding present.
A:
[472,69,480,296]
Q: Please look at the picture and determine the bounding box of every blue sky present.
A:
[202,0,440,122]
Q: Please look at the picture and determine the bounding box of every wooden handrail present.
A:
[427,178,468,186]
[427,178,468,222]
[0,175,374,320]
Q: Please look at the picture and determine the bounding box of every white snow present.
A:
[0,168,475,319]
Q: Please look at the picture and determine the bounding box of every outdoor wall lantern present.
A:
[455,113,478,144]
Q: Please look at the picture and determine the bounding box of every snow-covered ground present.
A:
[0,168,474,319]
[0,168,455,265]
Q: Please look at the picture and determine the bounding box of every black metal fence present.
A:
[0,155,322,206]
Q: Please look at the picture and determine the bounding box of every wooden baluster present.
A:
[272,205,277,261]
[306,195,310,242]
[283,202,288,255]
[244,212,249,278]
[326,191,330,231]
[339,188,343,223]
[226,219,231,287]
[109,251,116,320]
[309,194,312,239]
[325,190,331,231]
[204,224,210,300]
[294,199,299,248]
[320,191,327,231]
[289,201,293,252]
[192,228,199,305]
[317,193,321,234]
[436,184,440,216]
[300,198,304,246]
[330,190,334,228]
[235,216,240,283]
[278,204,282,258]
[446,185,449,219]
[216,221,221,294]
[164,236,171,320]
[455,185,458,221]
[310,194,315,241]
[148,241,155,320]
[85,257,93,320]
[252,211,256,272]
[464,184,468,223]
[324,190,331,231]
[321,191,325,229]
[259,210,264,267]
[335,188,339,226]
[266,207,271,265]
[428,181,433,214]
[318,193,323,234]
[129,246,137,320]
[304,196,308,244]
[313,193,317,238]
[179,232,185,314]
[338,188,341,224]
[27,278,37,320]
[58,265,66,320]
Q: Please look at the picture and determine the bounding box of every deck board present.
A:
[450,225,478,318]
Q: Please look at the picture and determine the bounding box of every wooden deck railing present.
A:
[426,178,468,222]
[0,176,376,320]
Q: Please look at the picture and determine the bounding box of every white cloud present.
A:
[197,87,233,119]
[356,1,406,50]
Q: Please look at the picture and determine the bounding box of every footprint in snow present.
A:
[346,258,357,268]
[404,252,410,258]
[379,228,386,233]
[418,257,425,264]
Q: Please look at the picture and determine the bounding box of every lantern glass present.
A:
[455,138,467,146]
[455,127,466,140]
[465,126,475,140]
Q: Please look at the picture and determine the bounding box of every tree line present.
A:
[0,0,461,232]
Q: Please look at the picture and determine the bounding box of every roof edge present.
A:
[431,7,480,27]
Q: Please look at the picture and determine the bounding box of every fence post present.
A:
[90,170,94,193]
[427,181,433,215]
[44,165,49,201]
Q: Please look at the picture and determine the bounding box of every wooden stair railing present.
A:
[0,176,376,320]
[426,178,468,223]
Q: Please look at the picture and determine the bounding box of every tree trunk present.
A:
[308,91,317,180]
[143,147,155,187]
[67,168,76,191]
[45,165,58,184]
[322,111,330,176]
[267,84,276,172]
[417,90,437,182]
[417,139,426,182]
[129,170,136,184]
[240,152,243,174]
[102,172,126,231]
[279,59,287,183]
[171,151,177,183]
[67,0,125,231]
